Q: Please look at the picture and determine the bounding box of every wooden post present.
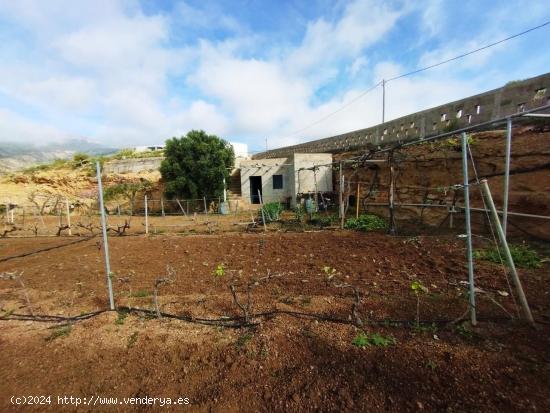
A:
[4,203,8,224]
[65,198,72,236]
[161,197,165,217]
[258,190,267,232]
[176,199,187,216]
[480,179,534,325]
[203,196,207,214]
[144,195,149,234]
[356,183,360,219]
[117,204,121,216]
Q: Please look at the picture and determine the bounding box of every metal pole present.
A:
[461,132,477,325]
[223,177,227,203]
[382,79,386,124]
[258,189,267,232]
[96,161,115,310]
[144,195,149,234]
[479,179,534,324]
[339,174,345,228]
[338,161,343,219]
[503,117,512,237]
[160,197,165,217]
[356,183,360,219]
[65,198,72,236]
[203,196,207,214]
[388,152,396,235]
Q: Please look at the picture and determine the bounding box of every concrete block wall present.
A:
[253,73,549,159]
[103,157,164,174]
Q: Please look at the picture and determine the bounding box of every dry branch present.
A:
[0,271,34,316]
[153,265,176,318]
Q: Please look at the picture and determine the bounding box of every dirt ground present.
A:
[1,231,549,412]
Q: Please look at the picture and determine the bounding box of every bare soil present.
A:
[1,231,549,412]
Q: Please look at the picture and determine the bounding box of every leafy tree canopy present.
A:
[160,130,235,199]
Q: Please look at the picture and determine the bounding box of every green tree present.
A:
[160,130,234,199]
[103,180,152,215]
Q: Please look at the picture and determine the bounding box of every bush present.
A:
[344,214,387,232]
[72,152,90,167]
[260,202,284,222]
[311,213,337,227]
[473,243,542,269]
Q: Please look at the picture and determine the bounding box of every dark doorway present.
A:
[249,176,262,204]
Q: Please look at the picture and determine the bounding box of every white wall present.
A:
[292,153,333,197]
[240,158,292,204]
[239,153,333,206]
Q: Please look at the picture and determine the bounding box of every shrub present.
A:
[473,243,542,269]
[260,202,284,222]
[72,152,90,167]
[311,213,337,227]
[344,214,387,231]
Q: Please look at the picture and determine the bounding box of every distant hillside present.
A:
[0,139,117,173]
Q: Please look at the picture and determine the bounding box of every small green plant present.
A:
[130,290,149,298]
[322,266,337,281]
[311,213,336,228]
[445,133,475,148]
[455,322,479,340]
[213,263,225,277]
[46,325,72,342]
[260,202,283,222]
[426,359,438,370]
[411,280,429,327]
[236,332,253,348]
[294,205,305,222]
[344,214,387,232]
[127,332,139,349]
[473,243,542,269]
[115,310,128,325]
[352,332,396,348]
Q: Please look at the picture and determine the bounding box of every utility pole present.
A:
[382,79,386,124]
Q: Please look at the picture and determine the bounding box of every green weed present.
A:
[352,332,396,348]
[130,290,149,298]
[46,325,72,342]
[344,214,387,232]
[473,243,542,269]
[236,332,253,348]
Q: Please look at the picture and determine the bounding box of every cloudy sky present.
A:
[0,0,548,152]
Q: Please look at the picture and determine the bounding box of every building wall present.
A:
[293,153,333,197]
[253,73,550,159]
[239,154,334,205]
[240,158,293,204]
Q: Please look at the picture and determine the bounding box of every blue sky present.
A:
[0,0,548,152]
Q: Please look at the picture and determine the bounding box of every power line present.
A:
[280,81,382,140]
[386,20,550,82]
[270,20,550,146]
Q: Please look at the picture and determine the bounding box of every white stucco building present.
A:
[239,153,333,206]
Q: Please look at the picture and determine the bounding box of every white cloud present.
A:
[0,108,75,143]
[287,0,404,74]
[0,0,546,151]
